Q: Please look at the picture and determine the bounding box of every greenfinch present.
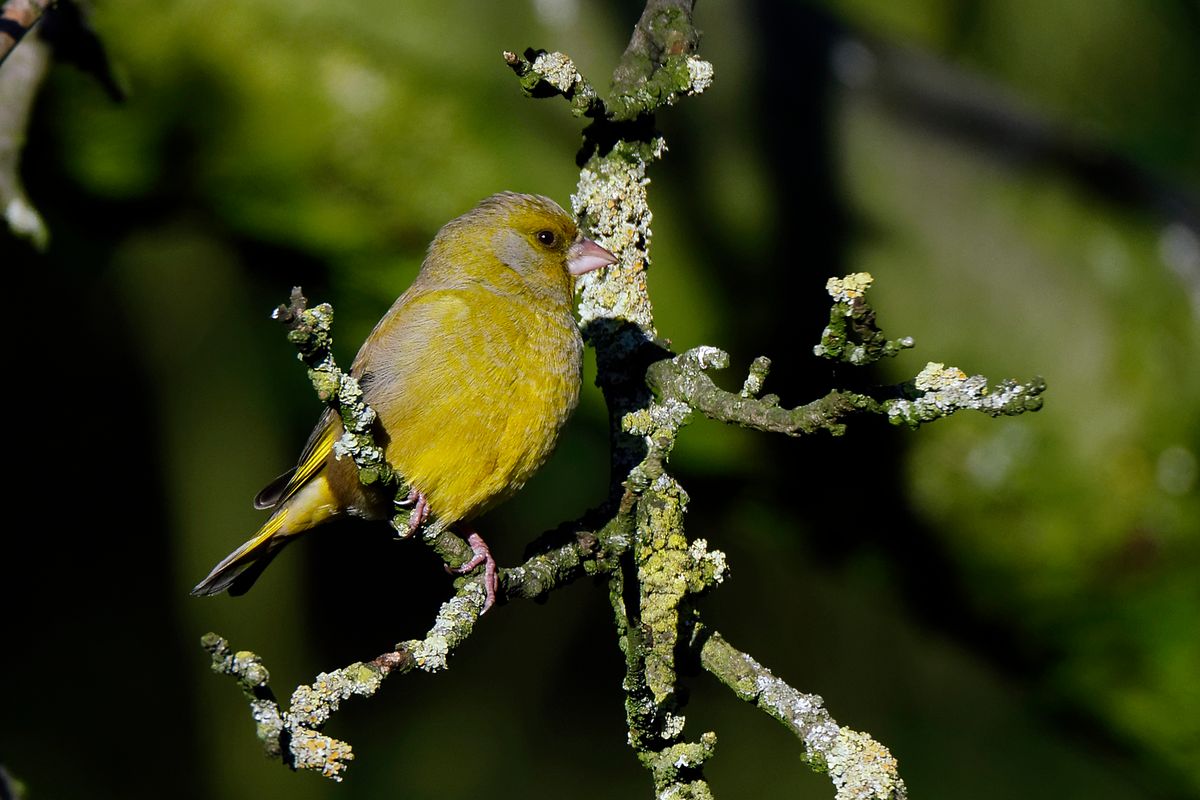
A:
[192,192,616,610]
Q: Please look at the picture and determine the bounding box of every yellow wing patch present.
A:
[267,412,338,508]
[287,418,336,500]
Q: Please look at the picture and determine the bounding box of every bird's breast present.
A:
[371,292,583,526]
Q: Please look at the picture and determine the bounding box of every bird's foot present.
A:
[446,529,498,614]
[397,488,430,538]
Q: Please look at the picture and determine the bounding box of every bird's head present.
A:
[428,192,616,307]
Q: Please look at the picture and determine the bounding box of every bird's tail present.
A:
[191,509,291,597]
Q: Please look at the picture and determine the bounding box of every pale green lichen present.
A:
[609,53,714,118]
[825,729,905,800]
[531,51,581,94]
[646,731,718,799]
[697,632,906,799]
[288,728,355,780]
[756,661,904,799]
[825,272,874,302]
[203,571,500,781]
[886,367,1045,428]
[913,361,967,391]
[249,699,284,755]
[623,408,656,436]
[687,538,728,586]
[306,368,340,401]
[397,584,485,671]
[684,56,714,95]
[637,474,692,703]
[573,139,661,341]
[661,712,688,740]
[740,356,772,398]
[814,274,915,364]
[288,662,386,729]
[231,650,269,687]
[506,49,601,116]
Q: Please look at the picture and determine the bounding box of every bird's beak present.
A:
[567,237,618,276]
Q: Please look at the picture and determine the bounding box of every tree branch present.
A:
[609,0,708,121]
[643,274,1045,438]
[699,630,906,800]
[271,288,403,496]
[203,510,633,778]
[201,5,1043,798]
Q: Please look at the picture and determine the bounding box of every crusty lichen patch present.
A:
[573,139,663,343]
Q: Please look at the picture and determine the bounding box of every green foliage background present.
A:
[4,1,1197,798]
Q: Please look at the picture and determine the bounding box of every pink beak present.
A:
[567,237,618,276]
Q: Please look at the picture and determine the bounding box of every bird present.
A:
[192,192,616,611]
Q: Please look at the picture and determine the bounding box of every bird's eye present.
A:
[536,230,557,247]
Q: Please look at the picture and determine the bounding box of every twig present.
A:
[204,512,632,777]
[700,630,906,800]
[271,288,403,497]
[644,276,1044,438]
[203,4,1044,796]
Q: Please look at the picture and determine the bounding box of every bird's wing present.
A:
[350,288,476,404]
[254,288,472,512]
[252,408,338,510]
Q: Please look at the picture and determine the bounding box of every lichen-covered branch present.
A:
[271,288,405,498]
[503,48,603,118]
[814,274,1045,427]
[645,347,879,438]
[608,0,709,121]
[885,362,1045,427]
[815,273,915,365]
[203,598,467,781]
[203,3,1044,796]
[700,630,907,800]
[504,9,924,798]
[204,512,632,778]
[643,275,1044,438]
[515,18,727,799]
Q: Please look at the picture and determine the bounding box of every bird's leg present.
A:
[397,487,430,538]
[410,493,430,534]
[446,528,498,613]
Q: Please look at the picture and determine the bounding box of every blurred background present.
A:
[3,0,1197,798]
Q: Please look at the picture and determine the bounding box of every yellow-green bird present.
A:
[192,192,616,610]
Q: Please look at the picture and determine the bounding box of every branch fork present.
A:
[203,6,1044,799]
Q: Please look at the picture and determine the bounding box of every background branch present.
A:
[0,0,51,67]
[0,15,48,248]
